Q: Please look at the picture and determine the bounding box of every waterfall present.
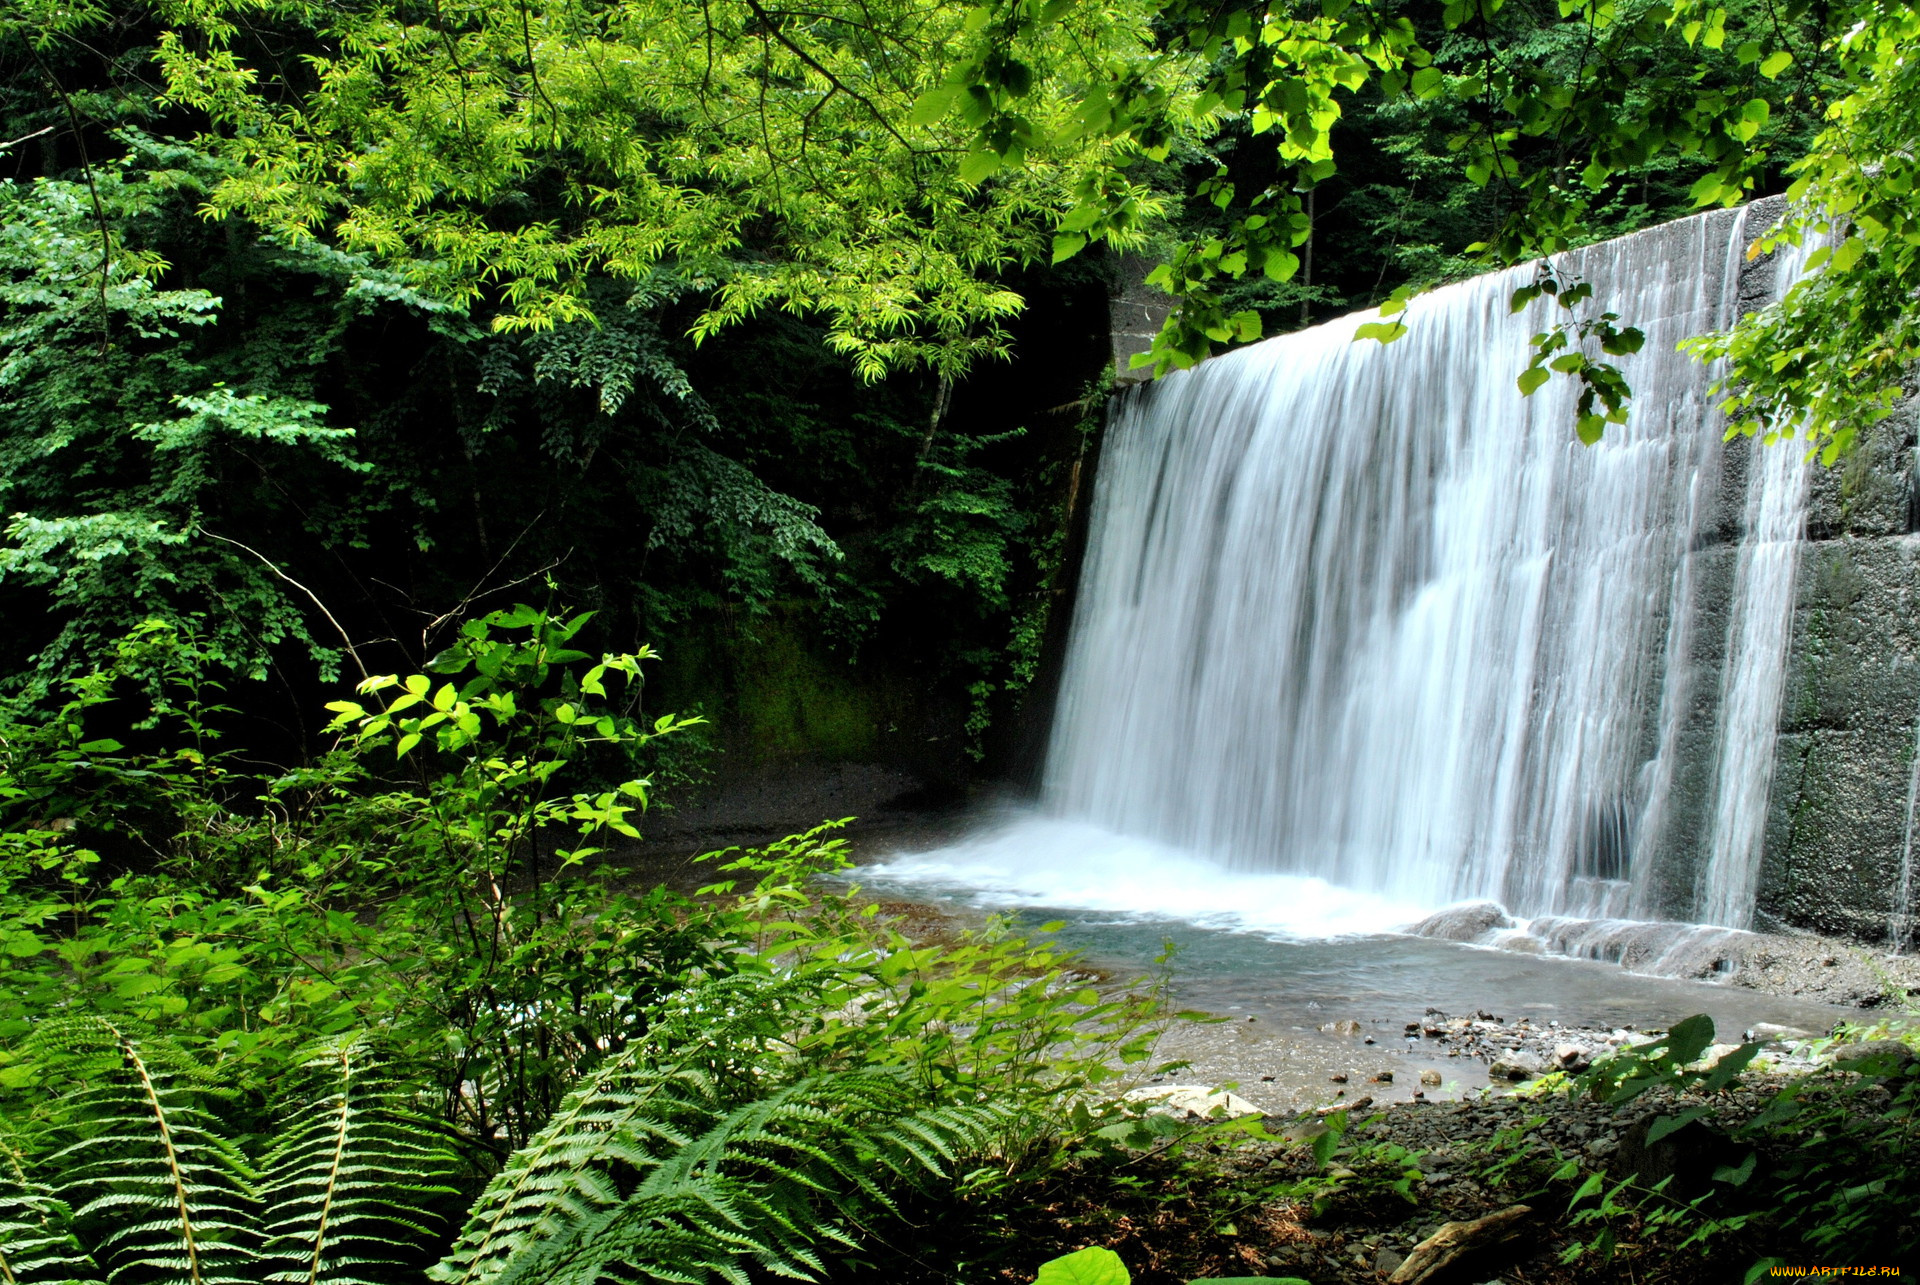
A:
[1043,207,1808,930]
[1696,417,1811,926]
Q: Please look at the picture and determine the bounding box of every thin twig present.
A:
[31,52,112,351]
[420,552,570,654]
[738,0,913,147]
[198,527,371,680]
[0,125,55,152]
[515,0,562,147]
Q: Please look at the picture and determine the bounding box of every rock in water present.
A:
[1488,1052,1541,1082]
[1122,1084,1263,1120]
[1553,1043,1591,1071]
[1409,901,1514,942]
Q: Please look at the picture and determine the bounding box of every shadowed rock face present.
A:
[1758,412,1920,946]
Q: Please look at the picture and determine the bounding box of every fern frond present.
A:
[435,969,1011,1285]
[257,1035,459,1285]
[25,1019,260,1285]
[430,1052,709,1285]
[0,1176,106,1285]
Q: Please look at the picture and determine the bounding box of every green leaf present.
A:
[908,86,959,126]
[1646,1106,1710,1143]
[1699,1041,1762,1091]
[1759,50,1793,78]
[1665,1014,1716,1065]
[959,150,1003,184]
[1053,232,1087,263]
[1688,171,1727,206]
[1517,366,1550,396]
[1600,327,1645,355]
[1713,1150,1758,1187]
[1038,1247,1130,1285]
[1353,321,1407,344]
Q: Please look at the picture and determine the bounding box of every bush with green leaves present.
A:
[0,607,724,1145]
[0,607,1180,1281]
[1548,1014,1920,1276]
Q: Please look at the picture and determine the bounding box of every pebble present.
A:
[1552,1042,1590,1070]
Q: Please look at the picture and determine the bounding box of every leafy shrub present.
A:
[1555,1014,1919,1275]
[0,608,1178,1281]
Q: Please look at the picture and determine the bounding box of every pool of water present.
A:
[857,812,1853,1040]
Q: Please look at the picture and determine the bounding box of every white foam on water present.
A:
[863,814,1433,939]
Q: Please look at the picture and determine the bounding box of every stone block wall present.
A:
[1759,401,1920,945]
[1109,252,1173,382]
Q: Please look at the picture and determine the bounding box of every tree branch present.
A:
[737,0,913,148]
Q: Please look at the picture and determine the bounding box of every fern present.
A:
[256,1037,460,1285]
[430,971,829,1284]
[0,1175,104,1285]
[433,975,1009,1285]
[4,980,1023,1285]
[0,1022,456,1285]
[33,1019,259,1285]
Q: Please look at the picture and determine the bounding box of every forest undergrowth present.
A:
[0,606,1913,1284]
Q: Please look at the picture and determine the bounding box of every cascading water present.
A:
[870,205,1827,963]
[1037,206,1806,933]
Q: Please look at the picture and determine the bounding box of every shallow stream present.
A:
[855,811,1856,1112]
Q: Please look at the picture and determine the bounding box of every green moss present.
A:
[657,609,884,767]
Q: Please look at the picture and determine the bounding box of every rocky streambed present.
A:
[1141,1001,1850,1118]
[1056,1024,1919,1285]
